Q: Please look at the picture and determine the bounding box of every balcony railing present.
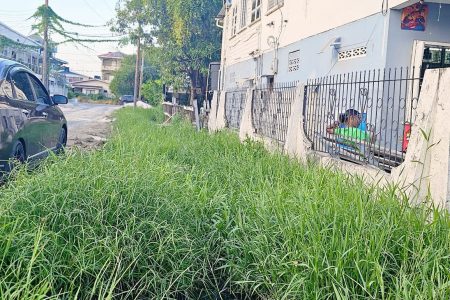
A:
[101,65,118,71]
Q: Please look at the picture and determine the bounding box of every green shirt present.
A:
[334,127,370,142]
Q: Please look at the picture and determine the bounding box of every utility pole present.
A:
[133,37,141,107]
[138,48,144,102]
[42,0,49,89]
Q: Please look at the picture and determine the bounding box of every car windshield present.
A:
[123,95,133,101]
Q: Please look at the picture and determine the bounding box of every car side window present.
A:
[11,72,35,102]
[0,77,14,98]
[28,74,51,105]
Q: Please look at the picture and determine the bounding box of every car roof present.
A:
[0,58,30,78]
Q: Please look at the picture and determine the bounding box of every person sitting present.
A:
[326,109,371,151]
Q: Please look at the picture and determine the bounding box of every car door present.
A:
[9,70,46,156]
[28,73,61,150]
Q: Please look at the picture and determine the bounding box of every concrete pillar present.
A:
[209,91,227,131]
[238,89,256,141]
[284,84,312,162]
[208,91,220,132]
[391,68,450,209]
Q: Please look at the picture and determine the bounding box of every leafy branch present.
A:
[31,5,122,45]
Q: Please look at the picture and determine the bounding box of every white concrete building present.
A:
[217,0,450,89]
[0,21,42,74]
[71,79,111,97]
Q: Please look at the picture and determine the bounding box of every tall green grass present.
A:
[0,107,448,299]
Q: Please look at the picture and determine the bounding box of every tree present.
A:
[111,0,153,106]
[142,0,222,105]
[110,54,158,97]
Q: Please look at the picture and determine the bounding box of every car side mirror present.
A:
[52,95,68,105]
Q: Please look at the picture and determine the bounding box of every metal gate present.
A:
[303,67,421,172]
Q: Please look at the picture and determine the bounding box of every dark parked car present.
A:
[119,95,134,105]
[0,58,68,173]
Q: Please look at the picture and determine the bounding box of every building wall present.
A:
[0,23,41,74]
[48,79,68,96]
[223,0,414,65]
[223,12,390,89]
[221,1,450,90]
[101,58,121,82]
[385,3,450,69]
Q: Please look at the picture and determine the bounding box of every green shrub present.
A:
[0,108,448,299]
[141,79,163,106]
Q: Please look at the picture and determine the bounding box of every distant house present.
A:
[98,51,125,82]
[58,66,91,84]
[71,79,111,97]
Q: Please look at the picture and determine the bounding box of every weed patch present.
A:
[0,107,448,299]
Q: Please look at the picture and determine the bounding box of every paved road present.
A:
[60,99,121,149]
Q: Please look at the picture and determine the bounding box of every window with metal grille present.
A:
[231,6,238,36]
[288,50,300,72]
[251,0,261,23]
[303,67,422,173]
[240,0,247,28]
[268,0,283,11]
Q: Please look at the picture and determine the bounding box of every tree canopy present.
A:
[112,0,223,104]
[110,54,159,97]
[150,0,222,87]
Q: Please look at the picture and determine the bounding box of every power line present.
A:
[81,0,109,23]
[99,0,116,13]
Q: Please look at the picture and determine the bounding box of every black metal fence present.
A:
[252,82,298,144]
[304,68,421,172]
[225,89,247,129]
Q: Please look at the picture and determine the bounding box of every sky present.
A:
[0,0,135,77]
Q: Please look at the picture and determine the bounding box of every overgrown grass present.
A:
[0,107,448,299]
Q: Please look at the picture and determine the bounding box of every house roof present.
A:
[27,33,44,45]
[58,69,89,78]
[51,57,68,65]
[98,51,125,59]
[71,79,109,87]
[0,21,41,48]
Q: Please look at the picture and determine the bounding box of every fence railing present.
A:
[225,89,247,130]
[162,102,195,123]
[252,82,298,144]
[304,67,421,172]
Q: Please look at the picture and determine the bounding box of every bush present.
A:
[141,79,163,106]
[0,108,448,299]
[67,90,80,99]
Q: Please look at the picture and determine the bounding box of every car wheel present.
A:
[7,141,26,172]
[56,127,67,153]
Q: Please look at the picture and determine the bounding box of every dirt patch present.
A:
[67,116,116,150]
[61,102,121,150]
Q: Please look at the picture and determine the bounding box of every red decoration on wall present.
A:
[401,3,429,31]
